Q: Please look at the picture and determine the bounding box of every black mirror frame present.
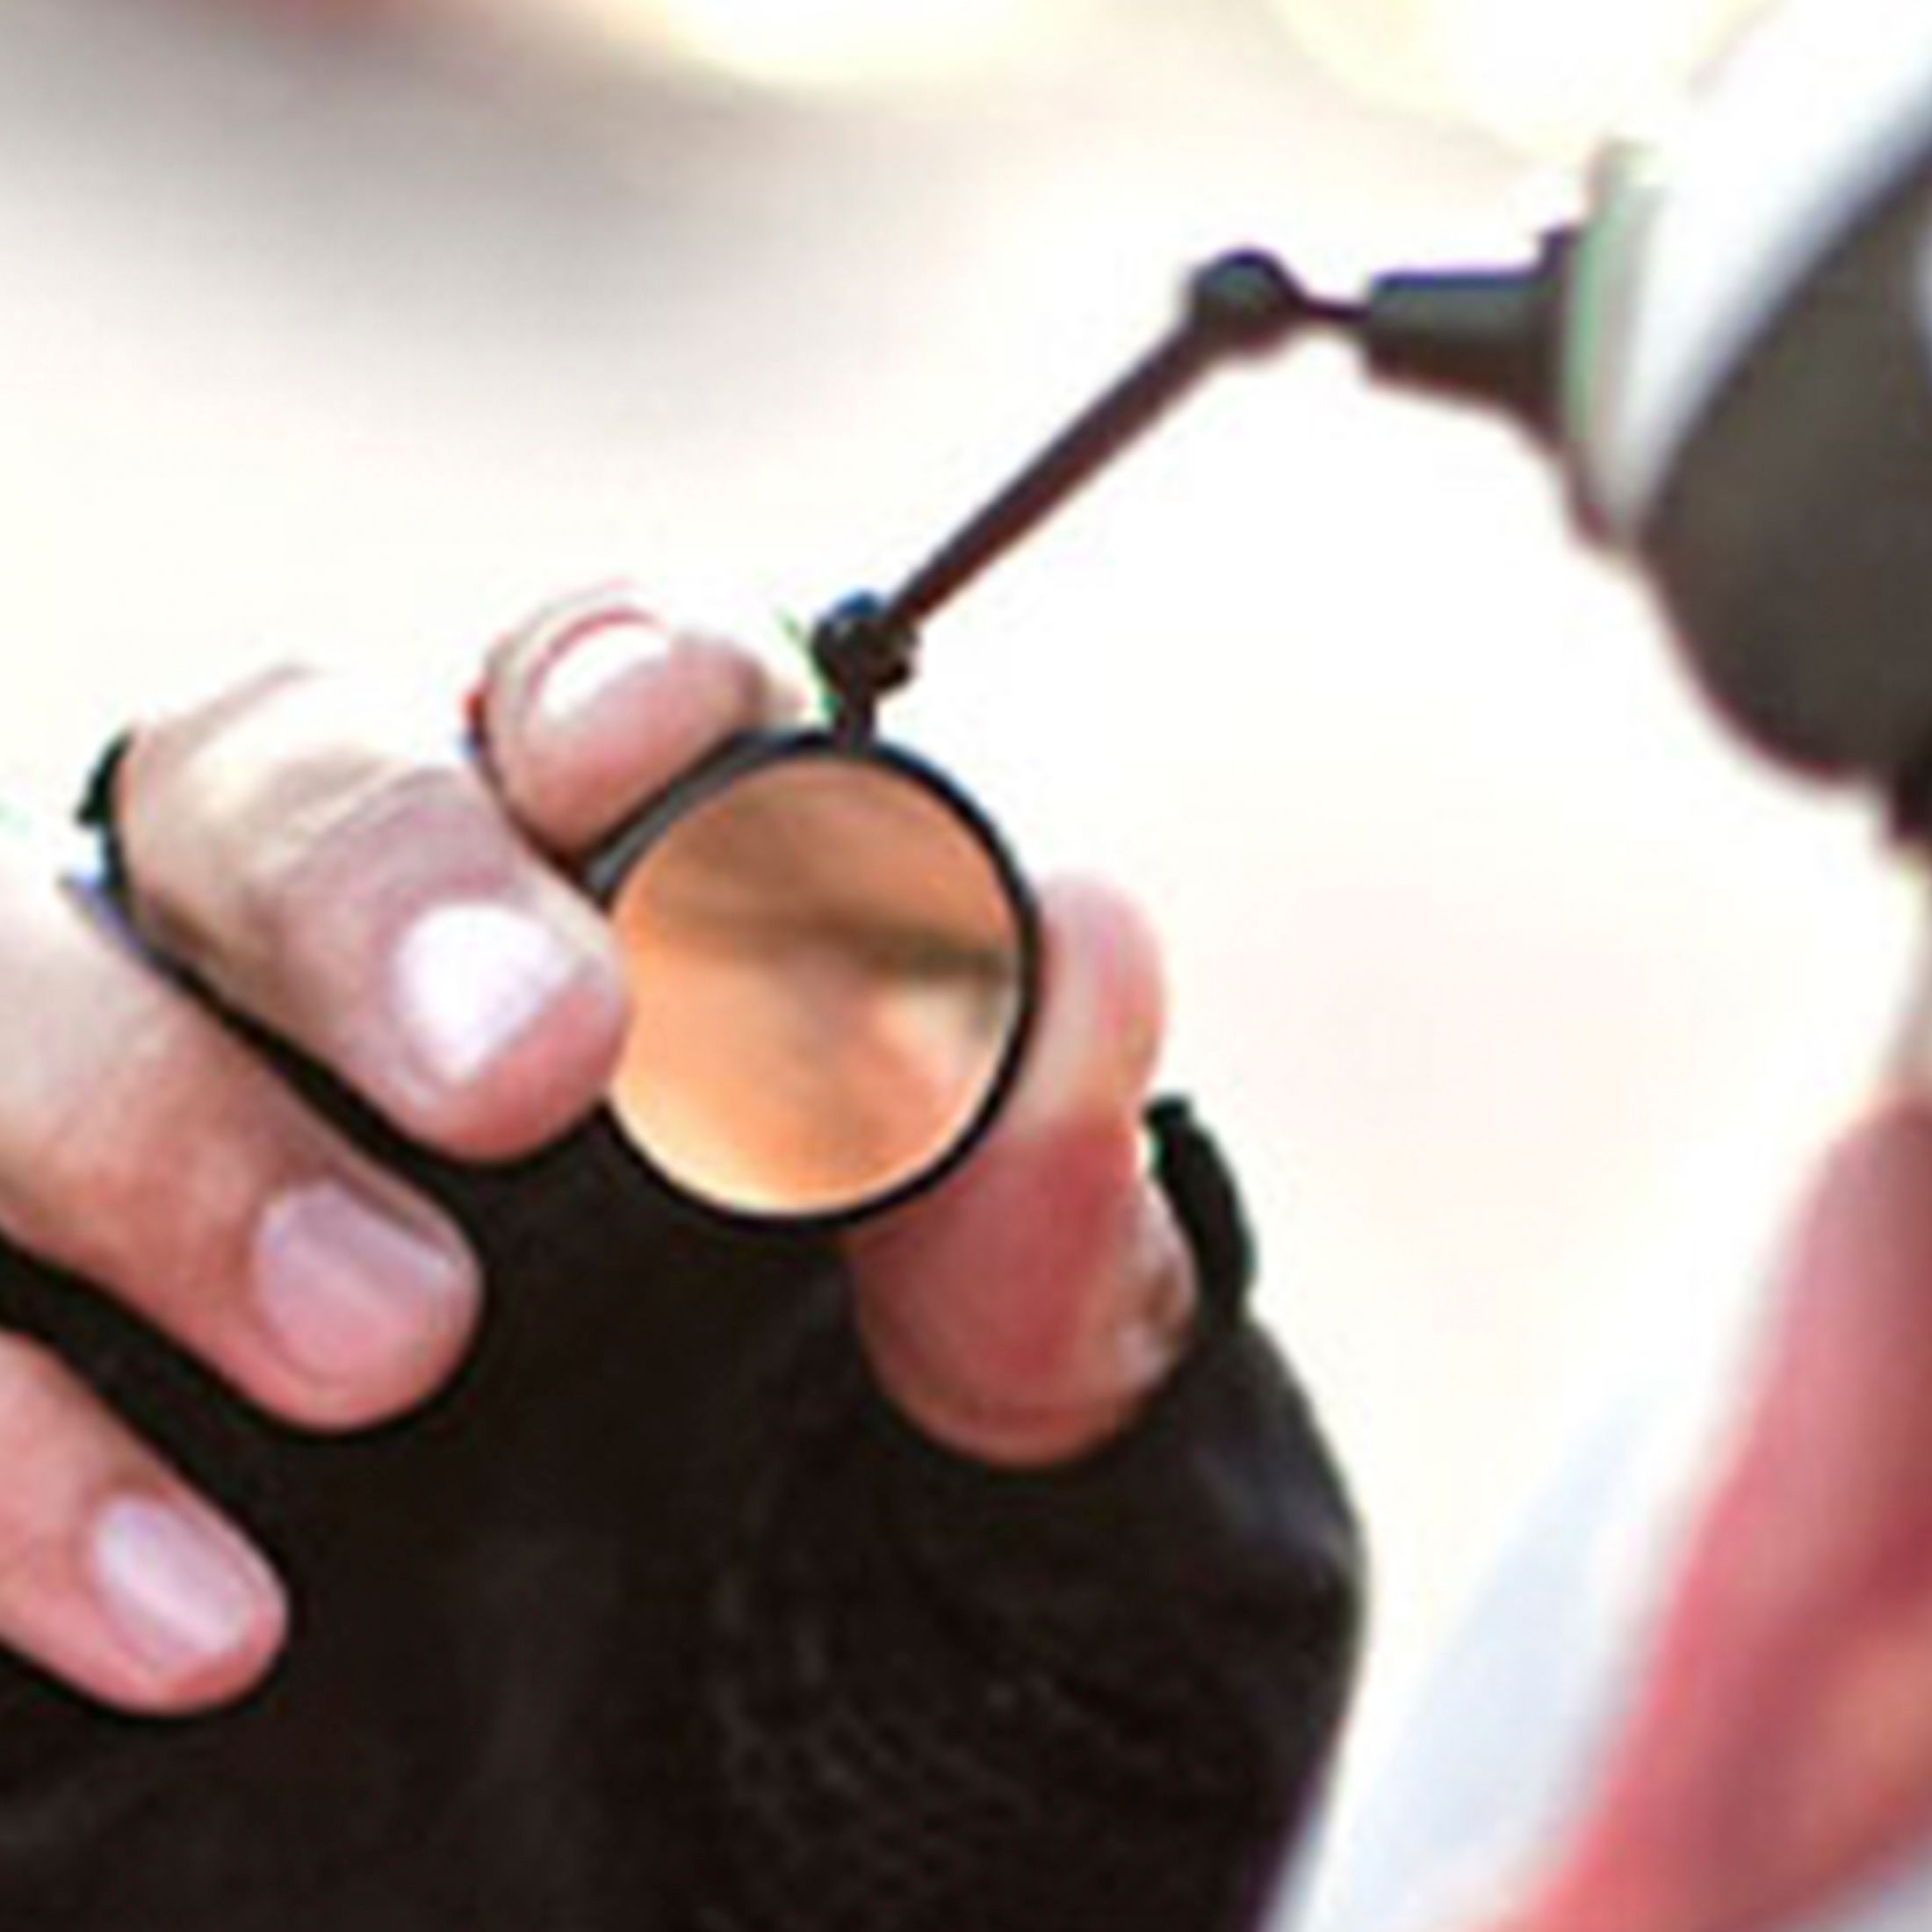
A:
[580,727,1043,1232]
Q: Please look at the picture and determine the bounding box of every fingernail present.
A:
[90,1494,280,1677]
[393,900,584,1090]
[254,1183,475,1387]
[536,616,672,737]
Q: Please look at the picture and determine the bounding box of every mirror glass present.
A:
[603,741,1034,1222]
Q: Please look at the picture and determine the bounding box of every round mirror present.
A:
[591,734,1038,1225]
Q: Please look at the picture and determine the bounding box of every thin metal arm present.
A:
[892,251,1356,627]
[810,249,1357,732]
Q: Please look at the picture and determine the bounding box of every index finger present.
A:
[112,605,779,1162]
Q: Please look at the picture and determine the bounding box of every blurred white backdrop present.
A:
[0,0,1915,1900]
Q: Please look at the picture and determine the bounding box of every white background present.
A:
[0,0,1917,1900]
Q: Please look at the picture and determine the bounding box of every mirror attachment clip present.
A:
[810,593,921,739]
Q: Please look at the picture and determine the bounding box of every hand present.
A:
[1459,1102,1932,1932]
[0,595,1196,1716]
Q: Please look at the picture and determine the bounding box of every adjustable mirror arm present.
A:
[803,237,1574,739]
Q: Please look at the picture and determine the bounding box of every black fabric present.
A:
[0,1098,1362,1932]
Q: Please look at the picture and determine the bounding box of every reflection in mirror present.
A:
[605,743,1034,1222]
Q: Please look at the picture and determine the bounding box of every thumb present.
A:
[844,877,1197,1467]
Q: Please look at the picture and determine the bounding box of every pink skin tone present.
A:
[1468,1102,1932,1932]
[515,606,1932,1932]
[852,878,1193,1468]
[480,601,1194,1465]
[0,595,1192,1717]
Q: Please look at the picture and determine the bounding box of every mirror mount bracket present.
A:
[810,592,922,741]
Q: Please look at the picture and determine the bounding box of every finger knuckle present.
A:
[11,1018,270,1301]
[231,761,455,966]
[0,1339,82,1565]
[117,669,311,941]
[0,1337,96,1603]
[0,1331,78,1435]
[189,760,494,1028]
[126,669,475,941]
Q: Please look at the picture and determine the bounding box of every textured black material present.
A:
[73,730,133,899]
[0,1087,1361,1931]
[1146,1094,1256,1325]
[681,1099,1357,1932]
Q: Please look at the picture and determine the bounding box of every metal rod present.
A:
[807,249,1358,732]
[878,250,1356,634]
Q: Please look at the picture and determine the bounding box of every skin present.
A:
[0,592,1194,1715]
[1462,1102,1932,1932]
